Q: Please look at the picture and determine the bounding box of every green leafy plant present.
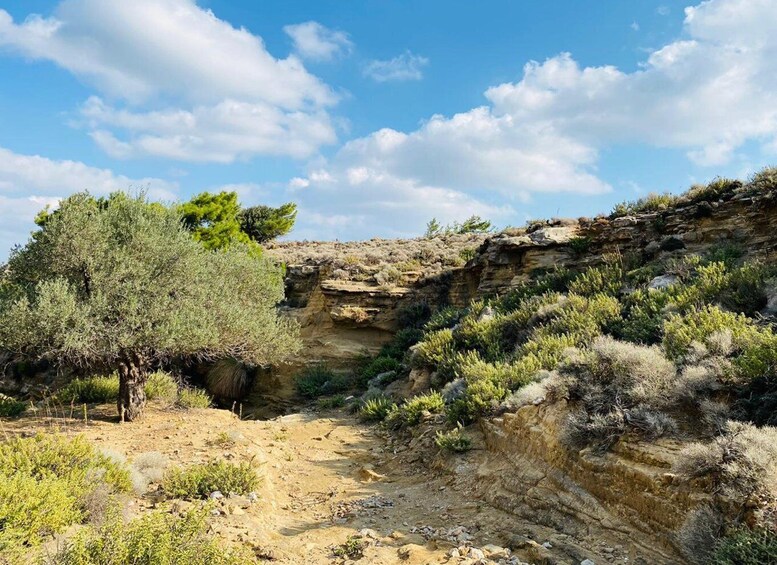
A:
[57,376,121,404]
[435,423,472,452]
[332,536,365,559]
[176,388,212,409]
[385,392,445,428]
[295,364,350,398]
[358,396,396,422]
[0,394,26,417]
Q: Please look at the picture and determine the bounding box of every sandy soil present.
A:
[2,404,610,564]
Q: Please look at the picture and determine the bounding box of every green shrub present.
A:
[568,236,592,255]
[683,177,741,204]
[144,371,179,402]
[358,396,396,422]
[57,375,121,404]
[295,364,350,398]
[332,536,366,559]
[712,527,777,565]
[0,434,131,557]
[611,192,678,218]
[746,166,777,193]
[425,306,466,332]
[568,264,623,297]
[414,329,455,368]
[176,388,212,409]
[613,288,671,344]
[379,327,423,359]
[162,460,258,499]
[385,392,445,428]
[397,301,432,329]
[435,423,472,453]
[55,506,256,565]
[0,394,26,417]
[359,355,400,386]
[663,305,754,360]
[316,395,346,409]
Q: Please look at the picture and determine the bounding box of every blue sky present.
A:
[0,0,775,259]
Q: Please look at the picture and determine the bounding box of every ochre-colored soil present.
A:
[2,404,626,564]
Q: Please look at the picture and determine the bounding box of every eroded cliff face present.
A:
[274,187,777,373]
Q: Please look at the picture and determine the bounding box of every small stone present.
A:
[581,560,596,565]
[482,544,509,558]
[469,548,485,560]
[542,542,553,549]
[247,492,258,503]
[209,491,224,500]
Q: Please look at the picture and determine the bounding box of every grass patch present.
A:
[176,388,212,409]
[55,506,256,564]
[435,423,472,453]
[57,376,120,404]
[144,371,179,402]
[162,460,258,499]
[358,396,396,422]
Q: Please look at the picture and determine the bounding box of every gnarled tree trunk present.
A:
[117,355,148,422]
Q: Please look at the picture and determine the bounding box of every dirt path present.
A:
[2,404,612,564]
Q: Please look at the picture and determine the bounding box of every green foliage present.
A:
[746,165,777,193]
[179,191,252,251]
[424,215,493,236]
[663,305,754,360]
[332,536,365,559]
[144,371,179,403]
[0,394,26,417]
[0,192,299,420]
[176,388,212,409]
[683,177,741,204]
[359,355,400,386]
[414,328,455,368]
[611,192,679,218]
[0,434,131,558]
[316,395,346,409]
[435,423,472,452]
[568,236,592,255]
[358,396,396,422]
[56,372,179,405]
[712,528,777,564]
[295,364,350,398]
[55,506,256,565]
[162,460,258,499]
[568,263,623,297]
[238,202,297,244]
[386,392,445,428]
[424,306,466,332]
[57,376,120,404]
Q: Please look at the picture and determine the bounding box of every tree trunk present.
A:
[117,356,148,422]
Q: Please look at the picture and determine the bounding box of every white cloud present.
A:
[630,21,640,31]
[364,51,429,82]
[0,0,338,161]
[657,5,671,16]
[0,146,178,259]
[81,96,336,162]
[284,21,353,62]
[286,0,777,240]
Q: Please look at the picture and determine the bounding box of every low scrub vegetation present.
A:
[435,423,472,453]
[0,393,26,417]
[295,364,350,398]
[55,506,256,565]
[0,434,131,561]
[162,460,258,499]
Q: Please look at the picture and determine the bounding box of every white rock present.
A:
[648,274,679,290]
[581,559,596,565]
[209,491,224,500]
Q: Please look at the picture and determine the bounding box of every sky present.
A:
[0,0,776,259]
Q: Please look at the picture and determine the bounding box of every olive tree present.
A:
[0,192,299,421]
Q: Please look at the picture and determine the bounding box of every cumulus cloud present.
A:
[0,0,338,161]
[0,146,177,259]
[363,51,429,82]
[288,0,777,239]
[284,21,353,61]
